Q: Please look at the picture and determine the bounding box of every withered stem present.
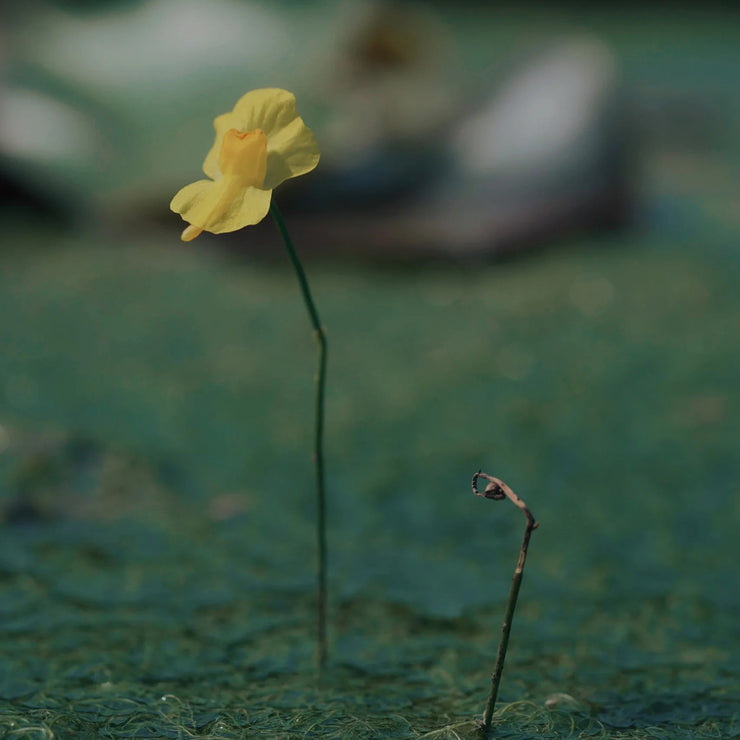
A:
[472,472,539,734]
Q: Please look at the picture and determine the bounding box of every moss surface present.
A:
[0,221,737,737]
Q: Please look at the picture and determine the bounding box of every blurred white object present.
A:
[292,35,632,257]
[0,88,98,163]
[2,3,630,256]
[1,0,312,211]
[20,0,286,95]
[455,38,619,179]
[1,0,459,217]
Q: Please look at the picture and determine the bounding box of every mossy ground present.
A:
[0,216,737,737]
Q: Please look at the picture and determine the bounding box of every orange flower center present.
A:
[218,128,268,187]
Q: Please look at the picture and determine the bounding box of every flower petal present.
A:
[219,128,267,184]
[170,177,272,237]
[264,118,320,190]
[181,225,204,242]
[201,89,319,187]
[202,112,236,179]
[231,88,303,140]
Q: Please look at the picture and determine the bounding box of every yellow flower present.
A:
[170,88,320,241]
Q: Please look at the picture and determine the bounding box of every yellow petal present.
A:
[202,112,236,179]
[218,128,267,185]
[170,177,272,236]
[264,118,320,190]
[201,88,319,187]
[231,88,303,141]
[181,225,204,241]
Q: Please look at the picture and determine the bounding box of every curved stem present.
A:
[270,200,328,670]
[472,472,539,734]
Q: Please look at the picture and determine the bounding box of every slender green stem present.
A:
[270,200,328,670]
[472,472,538,735]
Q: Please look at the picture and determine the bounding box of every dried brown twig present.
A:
[472,471,539,735]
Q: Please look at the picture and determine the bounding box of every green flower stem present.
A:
[472,472,539,735]
[270,200,328,670]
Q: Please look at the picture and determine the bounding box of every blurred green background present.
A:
[0,1,738,738]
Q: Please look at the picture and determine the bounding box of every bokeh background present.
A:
[1,1,738,738]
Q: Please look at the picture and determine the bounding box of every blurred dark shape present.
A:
[0,170,71,227]
[1,428,185,525]
[0,60,119,230]
[0,1,634,258]
[349,4,423,73]
[296,35,633,260]
[310,0,461,210]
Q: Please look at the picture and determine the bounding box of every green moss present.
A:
[0,220,738,736]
